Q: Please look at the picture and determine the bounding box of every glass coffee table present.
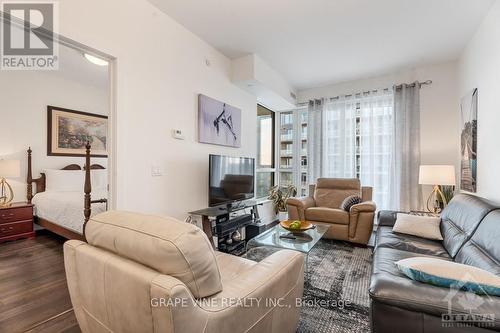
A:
[246,223,330,276]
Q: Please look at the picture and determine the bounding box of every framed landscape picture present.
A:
[198,94,241,148]
[460,88,478,193]
[47,106,108,157]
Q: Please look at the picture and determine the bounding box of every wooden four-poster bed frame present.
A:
[26,143,107,241]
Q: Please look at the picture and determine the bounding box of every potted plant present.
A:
[437,185,455,211]
[268,184,297,220]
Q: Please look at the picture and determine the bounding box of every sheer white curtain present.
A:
[320,90,394,210]
[358,90,394,210]
[323,96,357,178]
[389,83,422,211]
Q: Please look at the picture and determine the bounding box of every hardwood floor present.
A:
[0,231,80,333]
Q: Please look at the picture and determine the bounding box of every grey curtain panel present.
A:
[307,99,324,188]
[390,82,423,211]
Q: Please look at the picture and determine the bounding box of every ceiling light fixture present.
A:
[84,53,108,66]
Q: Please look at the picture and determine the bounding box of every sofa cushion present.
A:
[375,226,450,258]
[85,211,222,298]
[440,194,496,258]
[305,207,349,224]
[370,248,500,330]
[372,247,451,277]
[455,209,500,275]
[393,213,443,240]
[396,257,500,296]
[314,178,361,208]
[214,251,256,283]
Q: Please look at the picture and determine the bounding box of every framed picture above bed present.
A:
[47,106,108,157]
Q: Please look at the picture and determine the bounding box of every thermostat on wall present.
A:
[172,129,185,140]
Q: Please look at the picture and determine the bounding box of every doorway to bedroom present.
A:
[0,17,116,236]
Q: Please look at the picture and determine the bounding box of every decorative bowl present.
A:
[280,220,314,233]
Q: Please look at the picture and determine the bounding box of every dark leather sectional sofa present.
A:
[370,194,500,332]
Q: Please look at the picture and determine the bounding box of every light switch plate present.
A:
[172,129,185,140]
[151,166,163,177]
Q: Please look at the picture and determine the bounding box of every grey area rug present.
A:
[244,240,372,333]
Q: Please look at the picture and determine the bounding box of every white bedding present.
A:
[32,190,108,233]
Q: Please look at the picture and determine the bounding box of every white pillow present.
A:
[396,257,500,296]
[393,213,443,240]
[90,169,108,190]
[44,169,85,192]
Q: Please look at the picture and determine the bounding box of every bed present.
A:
[26,143,108,241]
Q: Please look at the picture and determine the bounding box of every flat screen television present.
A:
[209,154,255,207]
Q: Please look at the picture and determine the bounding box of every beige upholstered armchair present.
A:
[64,211,304,333]
[286,178,376,245]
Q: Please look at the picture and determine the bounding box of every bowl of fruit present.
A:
[280,220,314,234]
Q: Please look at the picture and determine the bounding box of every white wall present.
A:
[56,0,257,220]
[458,1,500,203]
[298,62,460,201]
[232,54,297,110]
[0,70,108,202]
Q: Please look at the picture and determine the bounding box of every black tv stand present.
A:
[189,200,261,254]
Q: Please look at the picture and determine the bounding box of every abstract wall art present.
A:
[198,94,241,148]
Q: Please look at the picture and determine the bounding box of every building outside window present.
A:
[278,107,308,196]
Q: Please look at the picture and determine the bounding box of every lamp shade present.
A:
[419,165,456,186]
[0,160,21,178]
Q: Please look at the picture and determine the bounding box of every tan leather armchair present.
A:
[64,211,304,333]
[286,178,376,245]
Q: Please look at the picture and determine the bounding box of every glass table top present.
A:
[247,223,330,254]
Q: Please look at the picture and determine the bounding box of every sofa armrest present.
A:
[150,275,207,332]
[350,201,376,214]
[150,251,305,333]
[377,211,401,227]
[348,202,376,245]
[199,250,305,332]
[287,196,315,220]
[287,196,315,209]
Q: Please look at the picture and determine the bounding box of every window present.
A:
[323,90,393,209]
[256,105,275,198]
[277,107,308,196]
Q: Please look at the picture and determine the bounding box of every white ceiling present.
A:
[6,21,109,90]
[56,45,109,91]
[149,0,494,90]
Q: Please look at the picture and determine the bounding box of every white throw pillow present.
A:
[392,213,443,240]
[90,169,108,190]
[44,169,85,192]
[396,257,500,296]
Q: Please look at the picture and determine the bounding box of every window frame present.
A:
[256,104,276,198]
[277,106,308,195]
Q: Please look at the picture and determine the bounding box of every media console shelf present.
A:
[189,200,261,254]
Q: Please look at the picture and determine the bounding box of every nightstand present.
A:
[0,202,35,243]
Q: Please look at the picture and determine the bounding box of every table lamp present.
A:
[0,160,21,207]
[419,165,456,213]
